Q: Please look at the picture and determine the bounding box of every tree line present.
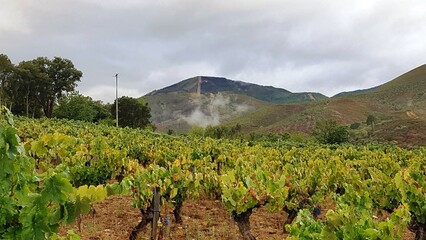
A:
[0,54,151,129]
[0,54,82,118]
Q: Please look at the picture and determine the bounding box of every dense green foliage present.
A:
[188,124,243,139]
[1,54,152,128]
[313,119,349,144]
[0,108,76,239]
[111,96,151,128]
[53,93,110,123]
[0,54,82,118]
[0,109,130,239]
[366,114,376,126]
[0,55,15,109]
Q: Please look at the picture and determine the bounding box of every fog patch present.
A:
[181,106,220,127]
[210,93,231,108]
[180,93,250,127]
[235,104,249,113]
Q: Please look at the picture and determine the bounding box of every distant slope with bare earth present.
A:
[144,76,327,133]
[222,65,426,146]
[144,92,267,133]
[143,65,426,145]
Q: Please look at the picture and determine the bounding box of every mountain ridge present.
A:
[332,86,378,98]
[146,76,328,104]
[142,64,426,145]
[222,64,426,145]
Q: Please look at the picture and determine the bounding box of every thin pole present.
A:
[115,73,118,127]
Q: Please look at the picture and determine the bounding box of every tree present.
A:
[204,124,242,139]
[313,119,349,144]
[91,100,112,123]
[54,93,96,122]
[0,55,82,118]
[32,57,82,118]
[366,114,376,126]
[0,54,15,108]
[53,92,111,122]
[13,61,47,117]
[111,96,151,128]
[366,114,376,137]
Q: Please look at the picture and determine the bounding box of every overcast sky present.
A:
[1,0,425,103]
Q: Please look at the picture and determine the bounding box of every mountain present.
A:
[143,66,426,145]
[221,65,426,146]
[144,76,327,133]
[146,76,328,104]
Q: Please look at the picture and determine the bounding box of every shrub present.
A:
[350,122,361,129]
[313,119,349,144]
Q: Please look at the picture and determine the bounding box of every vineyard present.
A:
[1,107,426,240]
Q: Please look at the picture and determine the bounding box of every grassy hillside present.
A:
[221,65,426,146]
[142,65,426,145]
[366,64,426,109]
[332,87,378,98]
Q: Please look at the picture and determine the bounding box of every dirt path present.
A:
[61,195,287,240]
[406,110,418,119]
[61,195,415,240]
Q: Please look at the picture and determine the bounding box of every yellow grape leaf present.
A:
[170,187,178,199]
[89,185,108,202]
[76,185,107,203]
[30,140,47,156]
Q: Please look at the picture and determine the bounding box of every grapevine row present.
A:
[4,114,426,239]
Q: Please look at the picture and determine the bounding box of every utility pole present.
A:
[115,73,119,127]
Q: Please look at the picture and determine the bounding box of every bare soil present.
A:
[61,195,415,240]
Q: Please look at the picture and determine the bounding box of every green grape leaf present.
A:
[51,205,64,224]
[42,174,74,204]
[19,194,50,240]
[0,133,5,149]
[75,196,91,215]
[31,140,48,156]
[65,202,77,225]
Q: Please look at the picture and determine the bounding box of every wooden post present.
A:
[151,187,161,240]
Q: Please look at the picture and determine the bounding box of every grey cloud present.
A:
[1,0,426,102]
